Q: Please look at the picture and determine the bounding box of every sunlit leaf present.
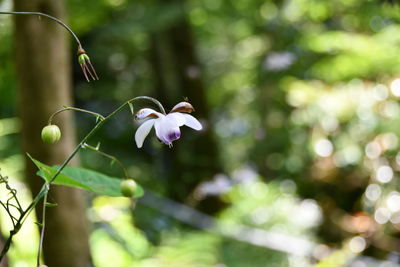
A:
[28,155,143,198]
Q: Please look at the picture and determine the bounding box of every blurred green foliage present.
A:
[89,180,318,267]
[2,0,400,266]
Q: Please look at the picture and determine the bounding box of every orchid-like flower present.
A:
[134,102,202,148]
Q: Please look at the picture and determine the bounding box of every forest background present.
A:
[1,0,400,266]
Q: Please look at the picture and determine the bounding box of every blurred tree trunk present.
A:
[149,0,223,214]
[13,0,91,266]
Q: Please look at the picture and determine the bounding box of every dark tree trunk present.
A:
[13,0,91,266]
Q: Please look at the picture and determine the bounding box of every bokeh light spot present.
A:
[390,78,400,97]
[314,139,333,157]
[376,166,393,183]
[374,207,391,224]
[386,192,400,213]
[348,236,366,253]
[365,184,381,201]
[365,141,381,159]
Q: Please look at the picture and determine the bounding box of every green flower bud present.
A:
[77,48,98,82]
[41,125,61,144]
[120,179,137,197]
[78,53,90,65]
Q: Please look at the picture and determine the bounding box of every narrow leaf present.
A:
[128,102,134,115]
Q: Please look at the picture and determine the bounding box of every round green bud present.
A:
[120,179,137,197]
[78,54,90,65]
[41,125,61,144]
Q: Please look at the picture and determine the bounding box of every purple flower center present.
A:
[166,130,181,142]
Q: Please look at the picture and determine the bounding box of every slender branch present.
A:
[5,202,22,214]
[126,96,166,115]
[0,233,13,261]
[83,144,129,179]
[9,190,22,212]
[0,11,82,48]
[8,215,18,226]
[36,193,48,266]
[0,203,16,228]
[48,107,105,125]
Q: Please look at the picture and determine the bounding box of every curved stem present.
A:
[0,202,16,228]
[0,11,81,48]
[83,144,129,179]
[48,107,105,125]
[127,96,166,115]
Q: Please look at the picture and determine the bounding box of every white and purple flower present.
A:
[134,102,202,148]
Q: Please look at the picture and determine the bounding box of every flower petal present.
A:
[170,102,195,113]
[154,116,181,145]
[135,119,155,148]
[166,113,186,126]
[182,114,202,130]
[135,108,162,120]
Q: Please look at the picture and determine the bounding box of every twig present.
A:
[36,192,48,266]
[83,144,129,179]
[48,107,105,125]
[0,11,82,47]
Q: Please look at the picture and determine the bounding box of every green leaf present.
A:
[45,202,58,207]
[29,155,88,189]
[128,102,134,115]
[28,155,143,198]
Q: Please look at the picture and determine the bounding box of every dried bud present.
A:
[41,125,61,144]
[77,48,99,82]
[120,179,137,197]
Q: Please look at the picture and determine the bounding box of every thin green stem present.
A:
[0,11,82,47]
[83,144,129,179]
[36,192,48,266]
[6,202,22,215]
[48,107,105,125]
[126,96,166,115]
[0,203,16,228]
[0,11,82,49]
[10,193,22,213]
[0,233,13,261]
